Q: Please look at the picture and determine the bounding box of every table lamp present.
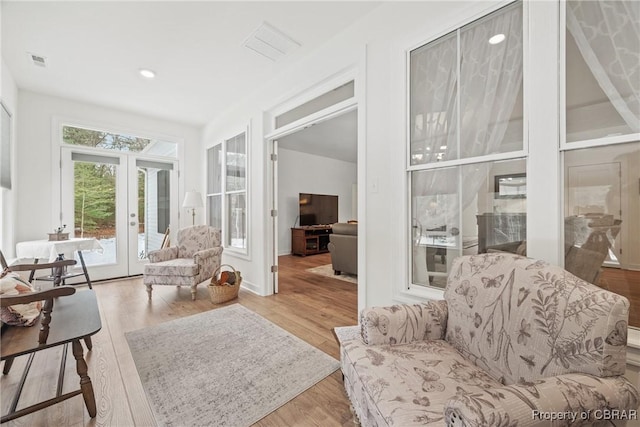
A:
[182,191,203,226]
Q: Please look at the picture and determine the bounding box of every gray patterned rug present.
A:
[126,304,339,426]
[306,264,358,284]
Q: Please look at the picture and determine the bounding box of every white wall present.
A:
[1,59,18,257]
[202,0,479,299]
[199,1,640,376]
[14,90,201,245]
[277,148,356,255]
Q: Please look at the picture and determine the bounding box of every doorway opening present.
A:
[269,107,358,296]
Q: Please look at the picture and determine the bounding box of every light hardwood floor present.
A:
[1,253,358,426]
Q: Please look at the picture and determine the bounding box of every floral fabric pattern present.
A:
[0,271,42,326]
[361,301,448,346]
[444,254,629,385]
[335,254,639,427]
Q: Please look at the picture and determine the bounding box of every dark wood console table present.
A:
[291,226,333,256]
[1,288,101,422]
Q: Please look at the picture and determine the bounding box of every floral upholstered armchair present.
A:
[143,225,222,301]
[335,253,639,426]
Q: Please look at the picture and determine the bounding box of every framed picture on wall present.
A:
[494,173,526,199]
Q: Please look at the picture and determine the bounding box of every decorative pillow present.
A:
[0,270,42,326]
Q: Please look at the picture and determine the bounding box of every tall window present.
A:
[563,0,639,329]
[207,130,248,252]
[409,1,524,289]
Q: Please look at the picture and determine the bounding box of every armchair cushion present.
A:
[0,271,42,326]
[340,334,500,427]
[177,225,222,258]
[144,258,199,277]
[360,301,448,346]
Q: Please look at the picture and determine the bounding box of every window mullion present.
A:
[456,27,461,161]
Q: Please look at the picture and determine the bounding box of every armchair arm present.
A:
[360,300,447,345]
[194,247,223,279]
[148,247,178,263]
[444,373,640,427]
[0,285,76,307]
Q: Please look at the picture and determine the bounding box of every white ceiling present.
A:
[278,109,357,163]
[1,1,381,127]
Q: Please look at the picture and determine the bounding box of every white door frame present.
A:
[61,146,178,280]
[265,101,358,295]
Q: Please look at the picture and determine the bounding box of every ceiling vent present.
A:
[27,52,47,67]
[243,22,300,61]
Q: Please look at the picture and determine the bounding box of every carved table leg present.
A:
[72,339,97,418]
[146,284,153,300]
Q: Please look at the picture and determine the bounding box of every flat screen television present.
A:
[299,193,338,226]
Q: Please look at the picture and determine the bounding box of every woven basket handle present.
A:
[213,264,237,278]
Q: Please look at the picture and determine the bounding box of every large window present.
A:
[563,0,639,329]
[207,130,248,252]
[409,1,524,289]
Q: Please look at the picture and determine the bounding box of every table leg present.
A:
[28,258,39,283]
[2,357,14,375]
[77,251,93,289]
[72,340,97,418]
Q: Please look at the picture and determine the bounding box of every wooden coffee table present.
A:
[1,289,102,422]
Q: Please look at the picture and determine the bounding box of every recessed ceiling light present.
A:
[139,69,156,79]
[489,34,506,45]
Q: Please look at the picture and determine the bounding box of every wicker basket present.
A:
[208,264,242,304]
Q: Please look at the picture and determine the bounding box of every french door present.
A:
[61,147,178,280]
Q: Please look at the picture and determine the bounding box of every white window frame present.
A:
[558,1,640,356]
[402,0,528,301]
[206,126,250,256]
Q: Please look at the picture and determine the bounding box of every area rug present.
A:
[306,263,358,284]
[126,304,339,427]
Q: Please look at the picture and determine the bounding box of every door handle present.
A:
[130,221,137,226]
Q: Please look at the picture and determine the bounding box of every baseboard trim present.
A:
[240,280,262,296]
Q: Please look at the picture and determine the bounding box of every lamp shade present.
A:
[182,191,203,208]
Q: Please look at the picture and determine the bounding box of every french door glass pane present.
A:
[227,193,246,249]
[411,168,460,288]
[566,1,640,142]
[208,195,222,230]
[73,160,116,266]
[137,165,171,260]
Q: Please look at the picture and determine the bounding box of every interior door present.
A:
[62,148,178,279]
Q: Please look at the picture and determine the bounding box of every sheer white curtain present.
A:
[410,34,458,165]
[412,2,523,204]
[567,0,640,132]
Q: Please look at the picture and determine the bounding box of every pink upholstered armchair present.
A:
[143,225,223,301]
